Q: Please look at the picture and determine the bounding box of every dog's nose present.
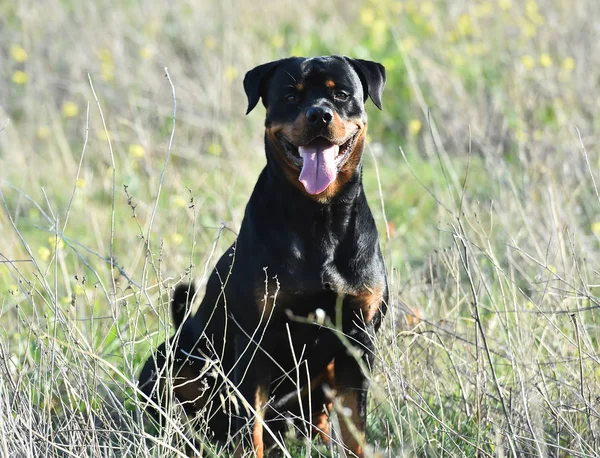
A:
[306,106,333,125]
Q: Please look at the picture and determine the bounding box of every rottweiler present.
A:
[138,55,388,458]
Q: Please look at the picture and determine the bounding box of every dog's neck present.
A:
[244,156,366,251]
[238,142,377,276]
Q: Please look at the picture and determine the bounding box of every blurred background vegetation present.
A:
[1,0,599,456]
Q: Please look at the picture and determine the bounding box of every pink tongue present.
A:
[298,141,339,195]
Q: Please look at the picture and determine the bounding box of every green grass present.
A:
[2,0,600,456]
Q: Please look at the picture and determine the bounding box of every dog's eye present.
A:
[285,94,298,103]
[334,92,350,101]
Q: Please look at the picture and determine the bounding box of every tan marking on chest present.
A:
[347,283,385,323]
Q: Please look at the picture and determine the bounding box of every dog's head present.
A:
[244,56,385,201]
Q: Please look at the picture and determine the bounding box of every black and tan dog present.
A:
[139,55,388,457]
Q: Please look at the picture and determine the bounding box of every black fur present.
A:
[171,283,196,329]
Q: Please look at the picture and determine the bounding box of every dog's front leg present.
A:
[233,332,271,458]
[334,335,371,458]
[333,288,384,458]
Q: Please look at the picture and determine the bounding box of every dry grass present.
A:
[1,0,600,456]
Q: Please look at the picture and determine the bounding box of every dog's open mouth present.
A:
[280,131,359,195]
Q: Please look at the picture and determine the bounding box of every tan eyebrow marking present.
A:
[295,83,304,91]
[325,80,335,88]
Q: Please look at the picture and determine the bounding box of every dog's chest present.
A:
[281,230,350,291]
[256,235,377,320]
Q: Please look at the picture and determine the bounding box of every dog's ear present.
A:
[345,58,386,110]
[243,60,282,114]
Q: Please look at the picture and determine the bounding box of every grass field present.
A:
[1,0,600,456]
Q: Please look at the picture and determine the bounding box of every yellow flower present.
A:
[37,126,51,139]
[73,284,85,295]
[144,21,160,37]
[62,101,79,118]
[445,31,458,44]
[47,237,64,250]
[412,14,424,26]
[12,70,28,85]
[102,67,114,82]
[139,46,153,60]
[562,57,575,71]
[270,34,285,49]
[381,57,397,72]
[38,246,51,262]
[390,2,404,14]
[408,119,422,136]
[474,2,493,17]
[98,130,111,141]
[405,0,417,14]
[400,36,417,53]
[521,22,537,38]
[466,43,485,56]
[204,35,217,50]
[170,233,184,245]
[457,14,472,36]
[528,10,545,26]
[498,0,512,10]
[420,2,434,16]
[452,53,466,67]
[360,7,375,26]
[371,19,388,50]
[208,143,222,156]
[173,196,188,208]
[515,129,528,142]
[592,221,600,236]
[76,178,87,189]
[223,66,238,83]
[525,0,544,25]
[539,53,552,68]
[128,144,145,158]
[525,300,535,310]
[97,49,114,82]
[525,0,538,15]
[10,44,28,63]
[97,48,113,64]
[521,55,535,70]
